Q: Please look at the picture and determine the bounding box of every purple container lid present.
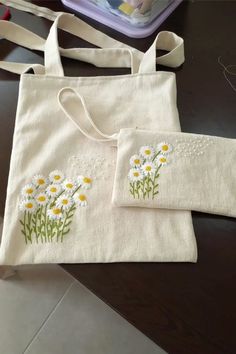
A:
[61,0,183,38]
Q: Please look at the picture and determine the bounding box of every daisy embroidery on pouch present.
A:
[141,161,156,176]
[139,145,155,159]
[157,155,168,166]
[78,176,92,189]
[129,154,144,168]
[157,142,173,155]
[128,142,173,200]
[128,168,144,182]
[18,170,93,245]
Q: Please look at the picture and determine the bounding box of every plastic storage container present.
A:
[61,0,183,38]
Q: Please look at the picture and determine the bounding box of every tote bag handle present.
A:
[0,20,142,75]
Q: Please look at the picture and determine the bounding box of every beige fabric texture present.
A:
[0,0,197,265]
[113,129,236,217]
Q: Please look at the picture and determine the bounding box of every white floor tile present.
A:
[25,281,167,354]
[0,265,73,354]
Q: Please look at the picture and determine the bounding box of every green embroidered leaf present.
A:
[19,220,24,226]
[21,230,26,236]
[63,228,70,236]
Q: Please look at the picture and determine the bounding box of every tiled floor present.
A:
[0,219,166,354]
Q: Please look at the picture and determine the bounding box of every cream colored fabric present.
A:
[112,129,236,217]
[0,0,197,265]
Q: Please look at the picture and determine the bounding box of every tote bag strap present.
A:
[0,20,142,75]
[139,31,185,73]
[58,87,118,143]
[44,13,141,76]
[2,0,143,74]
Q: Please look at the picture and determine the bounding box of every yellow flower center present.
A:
[53,208,61,215]
[54,175,61,181]
[145,149,151,155]
[79,194,86,201]
[26,188,34,194]
[26,202,33,209]
[145,166,152,171]
[134,159,140,164]
[38,196,46,202]
[160,158,166,163]
[133,172,139,177]
[38,179,45,185]
[62,199,68,205]
[66,183,73,189]
[50,187,57,193]
[162,145,169,151]
[83,177,92,184]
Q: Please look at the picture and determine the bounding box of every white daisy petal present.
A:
[128,168,144,182]
[73,192,88,207]
[139,146,155,159]
[19,199,37,213]
[157,142,173,155]
[157,155,168,166]
[21,184,36,198]
[49,170,64,184]
[62,179,77,194]
[35,193,48,206]
[129,154,144,168]
[141,161,156,175]
[32,174,48,188]
[77,176,92,190]
[47,207,63,220]
[56,195,74,210]
[46,184,62,197]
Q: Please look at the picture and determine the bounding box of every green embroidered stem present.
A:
[151,165,162,199]
[152,150,161,162]
[60,204,76,242]
[19,212,28,244]
[129,182,135,198]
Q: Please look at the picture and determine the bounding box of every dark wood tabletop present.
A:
[1,1,236,354]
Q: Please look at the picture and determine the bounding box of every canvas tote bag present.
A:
[0,0,197,265]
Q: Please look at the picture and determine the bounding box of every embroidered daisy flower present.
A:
[19,199,37,213]
[73,193,88,207]
[129,154,144,168]
[139,146,155,159]
[32,174,47,188]
[157,155,168,166]
[35,193,48,206]
[49,170,64,184]
[47,206,63,220]
[46,184,62,197]
[128,168,144,182]
[62,179,77,194]
[56,195,74,210]
[21,184,36,198]
[157,142,173,155]
[77,176,92,190]
[141,161,156,175]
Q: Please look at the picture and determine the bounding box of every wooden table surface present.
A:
[1,1,236,354]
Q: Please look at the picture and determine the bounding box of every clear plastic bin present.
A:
[61,0,183,38]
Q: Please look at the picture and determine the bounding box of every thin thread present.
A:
[218,56,236,93]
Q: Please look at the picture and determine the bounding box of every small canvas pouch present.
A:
[112,128,236,218]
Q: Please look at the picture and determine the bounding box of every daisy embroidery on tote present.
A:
[18,170,93,245]
[128,142,173,200]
